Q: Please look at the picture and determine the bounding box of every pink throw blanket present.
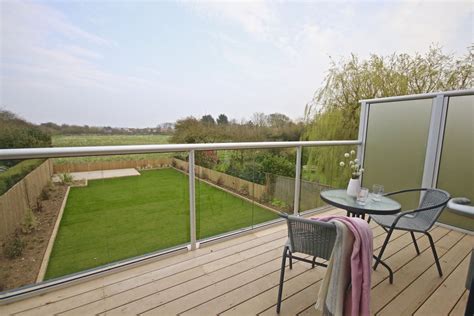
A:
[312,216,373,316]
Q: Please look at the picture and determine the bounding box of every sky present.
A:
[0,0,472,128]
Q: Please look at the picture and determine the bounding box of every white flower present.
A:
[344,153,350,158]
[339,161,345,167]
[354,158,359,163]
[350,150,356,155]
[360,168,364,172]
[349,160,354,165]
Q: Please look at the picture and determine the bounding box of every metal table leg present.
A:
[373,255,393,284]
[346,211,394,283]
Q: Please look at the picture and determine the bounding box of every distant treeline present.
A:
[171,113,304,144]
[39,122,174,136]
[0,110,51,152]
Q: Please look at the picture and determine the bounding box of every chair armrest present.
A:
[383,188,430,197]
[389,200,450,228]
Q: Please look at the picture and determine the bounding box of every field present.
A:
[52,134,170,147]
[45,168,278,279]
[52,134,171,164]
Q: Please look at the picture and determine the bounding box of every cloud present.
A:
[0,1,161,93]
[188,1,278,38]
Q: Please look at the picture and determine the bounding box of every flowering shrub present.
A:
[339,150,364,179]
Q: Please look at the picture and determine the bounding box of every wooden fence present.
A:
[267,174,333,211]
[172,159,267,201]
[0,160,53,243]
[53,158,173,173]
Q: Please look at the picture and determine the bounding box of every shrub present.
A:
[59,173,74,185]
[271,199,289,210]
[240,183,249,196]
[35,199,43,212]
[3,233,25,259]
[260,192,271,203]
[46,180,54,191]
[21,208,38,234]
[40,187,50,201]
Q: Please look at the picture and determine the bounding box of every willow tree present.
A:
[302,45,473,187]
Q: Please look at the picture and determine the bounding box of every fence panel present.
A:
[0,160,53,243]
[172,159,266,201]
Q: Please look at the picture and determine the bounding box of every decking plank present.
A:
[222,220,418,316]
[296,226,449,316]
[414,254,470,316]
[221,265,325,316]
[3,227,285,315]
[449,289,469,316]
[370,229,465,314]
[377,233,472,315]
[50,237,289,315]
[139,257,290,315]
[180,258,319,316]
[11,226,290,315]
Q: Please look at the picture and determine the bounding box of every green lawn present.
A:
[45,168,278,279]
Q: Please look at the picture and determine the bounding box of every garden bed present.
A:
[0,184,68,291]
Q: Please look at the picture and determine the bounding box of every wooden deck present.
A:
[1,208,472,315]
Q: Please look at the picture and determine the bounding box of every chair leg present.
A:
[367,216,371,224]
[288,250,293,270]
[276,247,288,314]
[410,231,420,255]
[374,228,394,270]
[425,232,443,277]
[312,256,316,268]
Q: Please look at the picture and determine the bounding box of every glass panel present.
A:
[46,154,189,279]
[437,95,474,231]
[0,153,190,291]
[363,99,433,210]
[300,145,357,212]
[194,149,281,240]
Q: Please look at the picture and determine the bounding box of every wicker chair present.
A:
[276,213,337,313]
[371,188,450,277]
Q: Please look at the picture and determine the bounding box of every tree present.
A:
[171,117,210,143]
[201,114,215,125]
[0,110,52,166]
[216,114,229,125]
[303,45,473,186]
[267,113,290,128]
[251,112,267,127]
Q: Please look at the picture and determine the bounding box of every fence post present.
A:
[188,150,197,250]
[357,101,368,183]
[293,146,302,215]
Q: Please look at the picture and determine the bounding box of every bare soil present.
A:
[0,184,68,292]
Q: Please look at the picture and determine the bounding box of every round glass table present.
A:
[320,189,401,218]
[320,189,402,283]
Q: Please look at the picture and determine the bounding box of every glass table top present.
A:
[320,189,402,214]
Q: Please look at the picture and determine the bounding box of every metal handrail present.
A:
[359,89,474,104]
[0,140,361,160]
